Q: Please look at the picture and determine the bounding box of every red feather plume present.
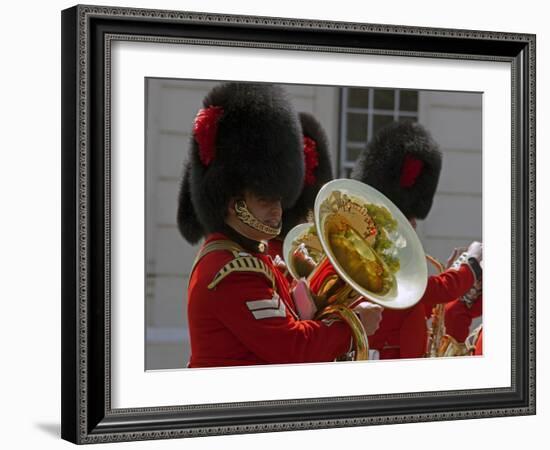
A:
[193,106,224,166]
[400,154,424,188]
[303,136,319,186]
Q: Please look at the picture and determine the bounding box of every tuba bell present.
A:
[283,179,428,360]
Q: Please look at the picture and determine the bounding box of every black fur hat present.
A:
[351,121,442,220]
[177,82,304,244]
[281,112,334,236]
[177,160,204,244]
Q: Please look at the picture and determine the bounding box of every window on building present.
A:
[339,87,419,177]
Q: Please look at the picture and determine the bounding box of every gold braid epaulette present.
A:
[188,239,275,291]
[208,255,275,290]
[189,240,242,278]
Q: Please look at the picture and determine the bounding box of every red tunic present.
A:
[267,238,283,260]
[187,233,352,368]
[444,295,483,342]
[474,329,483,355]
[368,265,475,359]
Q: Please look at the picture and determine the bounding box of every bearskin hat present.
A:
[177,82,304,244]
[177,160,204,244]
[351,121,442,220]
[281,112,334,236]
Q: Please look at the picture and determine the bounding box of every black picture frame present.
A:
[61,4,536,444]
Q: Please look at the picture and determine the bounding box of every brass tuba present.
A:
[283,179,428,360]
[424,255,461,357]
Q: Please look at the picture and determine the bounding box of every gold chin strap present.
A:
[235,200,281,237]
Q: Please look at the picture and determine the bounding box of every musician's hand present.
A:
[466,241,483,262]
[292,244,317,278]
[291,279,317,320]
[272,254,288,272]
[354,302,383,336]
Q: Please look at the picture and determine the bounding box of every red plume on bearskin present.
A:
[303,136,320,187]
[400,154,425,188]
[280,112,334,237]
[193,106,223,166]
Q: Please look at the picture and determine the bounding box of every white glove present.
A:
[353,302,384,336]
[449,241,483,282]
[466,241,482,263]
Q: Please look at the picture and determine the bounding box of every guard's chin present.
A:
[265,220,282,229]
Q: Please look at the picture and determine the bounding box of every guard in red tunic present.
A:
[351,121,482,359]
[444,284,483,353]
[445,295,482,342]
[177,83,382,368]
[267,112,334,263]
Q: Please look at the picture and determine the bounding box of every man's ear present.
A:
[227,197,237,218]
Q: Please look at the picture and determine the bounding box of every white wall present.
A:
[418,91,482,261]
[1,0,546,449]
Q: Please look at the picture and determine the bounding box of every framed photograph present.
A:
[61,4,536,444]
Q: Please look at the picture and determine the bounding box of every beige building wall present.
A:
[417,91,482,264]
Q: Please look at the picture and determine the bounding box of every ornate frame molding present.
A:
[61,5,536,444]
